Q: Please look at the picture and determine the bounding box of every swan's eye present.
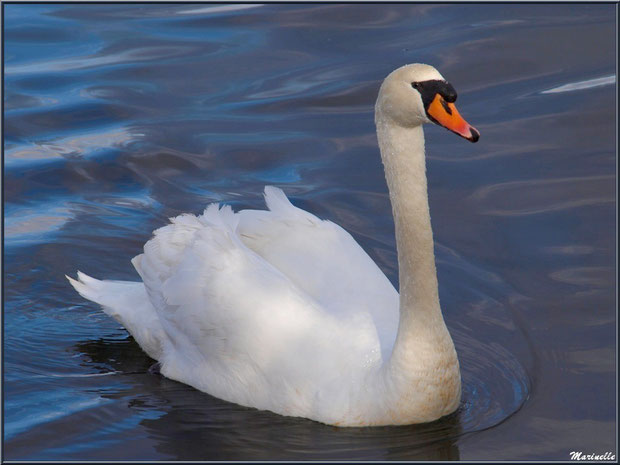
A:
[411,82,420,90]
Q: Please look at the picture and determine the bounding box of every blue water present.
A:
[3,3,616,460]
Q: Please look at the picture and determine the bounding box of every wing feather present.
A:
[238,187,399,358]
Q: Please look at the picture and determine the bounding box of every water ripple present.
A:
[5,126,139,167]
[6,45,206,76]
[468,175,615,216]
[541,75,616,94]
[176,4,264,16]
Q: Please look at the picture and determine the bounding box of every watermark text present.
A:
[570,451,615,461]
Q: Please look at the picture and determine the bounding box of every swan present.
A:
[67,64,480,426]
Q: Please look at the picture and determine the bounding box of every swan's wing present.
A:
[131,204,381,414]
[237,187,399,358]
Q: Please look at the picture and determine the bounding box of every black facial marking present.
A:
[411,79,458,109]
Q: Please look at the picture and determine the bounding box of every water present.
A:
[2,3,616,460]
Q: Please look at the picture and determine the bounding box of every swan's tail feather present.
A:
[66,271,166,360]
[67,271,130,330]
[66,271,142,319]
[66,272,107,307]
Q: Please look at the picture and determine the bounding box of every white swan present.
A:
[68,64,479,426]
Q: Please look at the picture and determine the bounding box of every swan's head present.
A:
[376,63,479,142]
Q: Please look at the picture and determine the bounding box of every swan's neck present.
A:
[378,123,442,328]
[376,118,460,418]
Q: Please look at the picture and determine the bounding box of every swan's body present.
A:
[68,64,479,426]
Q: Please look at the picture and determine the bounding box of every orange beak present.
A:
[427,94,480,143]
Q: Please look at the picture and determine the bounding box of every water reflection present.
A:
[4,205,72,245]
[176,4,264,16]
[4,126,138,166]
[74,337,463,461]
[541,75,616,94]
[469,175,615,216]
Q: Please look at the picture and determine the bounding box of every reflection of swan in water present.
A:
[68,64,480,426]
[72,336,462,460]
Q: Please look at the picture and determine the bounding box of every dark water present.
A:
[2,3,616,461]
